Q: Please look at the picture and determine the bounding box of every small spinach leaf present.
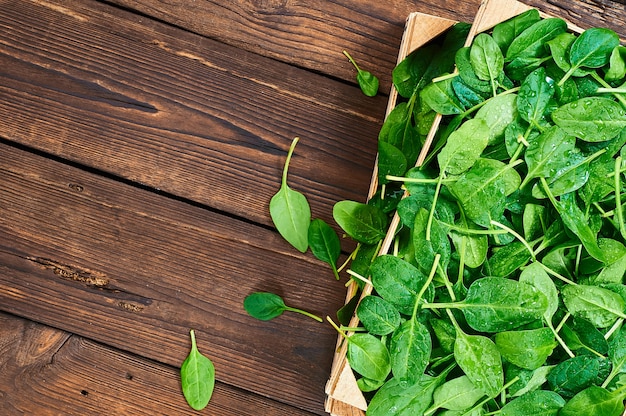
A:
[181,330,215,411]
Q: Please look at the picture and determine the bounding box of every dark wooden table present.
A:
[0,0,624,415]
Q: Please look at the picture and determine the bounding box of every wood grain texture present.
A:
[0,312,316,415]
[0,142,346,414]
[107,0,482,91]
[106,0,626,87]
[0,0,385,230]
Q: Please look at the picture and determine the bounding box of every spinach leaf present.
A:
[562,284,626,327]
[421,77,465,115]
[548,355,604,398]
[370,254,433,315]
[307,218,341,280]
[333,200,388,244]
[430,375,485,411]
[475,93,518,144]
[470,33,505,95]
[346,333,391,382]
[460,277,548,332]
[367,373,446,416]
[243,292,322,322]
[269,137,311,253]
[559,386,626,416]
[181,330,215,411]
[455,331,503,396]
[343,50,379,96]
[506,18,567,62]
[492,9,541,54]
[377,140,407,185]
[495,327,557,370]
[517,67,555,127]
[552,97,626,142]
[564,28,620,81]
[500,390,565,416]
[356,295,401,336]
[606,45,626,81]
[390,317,432,384]
[437,118,491,174]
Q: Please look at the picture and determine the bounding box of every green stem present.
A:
[592,72,626,109]
[431,72,460,83]
[490,220,536,261]
[442,222,510,235]
[539,262,578,286]
[426,172,445,241]
[413,254,440,319]
[547,319,575,358]
[385,175,455,184]
[282,137,299,188]
[342,50,360,72]
[346,269,371,287]
[326,316,347,339]
[285,306,323,322]
[597,87,626,94]
[614,156,626,240]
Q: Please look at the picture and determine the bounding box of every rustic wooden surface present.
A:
[0,0,625,415]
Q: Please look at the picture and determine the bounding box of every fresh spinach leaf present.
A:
[495,327,557,370]
[333,200,388,244]
[356,295,401,336]
[343,50,379,96]
[243,292,322,322]
[269,137,311,252]
[307,218,341,280]
[181,330,215,411]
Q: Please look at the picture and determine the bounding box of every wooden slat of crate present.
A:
[324,12,459,415]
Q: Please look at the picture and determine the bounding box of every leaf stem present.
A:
[326,316,347,339]
[342,50,360,72]
[346,269,372,288]
[591,72,626,109]
[282,137,299,188]
[413,254,441,319]
[426,172,445,241]
[614,156,626,240]
[490,220,536,261]
[284,306,323,322]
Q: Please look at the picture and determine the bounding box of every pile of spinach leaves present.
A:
[252,9,626,416]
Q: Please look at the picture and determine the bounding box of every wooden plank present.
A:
[106,0,626,87]
[0,142,347,414]
[107,0,482,90]
[0,312,316,415]
[0,0,385,230]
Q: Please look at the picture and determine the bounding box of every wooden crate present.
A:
[324,0,602,414]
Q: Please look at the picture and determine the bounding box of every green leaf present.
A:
[269,137,311,252]
[506,18,567,62]
[421,77,465,115]
[569,28,620,70]
[243,292,286,321]
[356,295,401,336]
[455,331,503,396]
[552,97,626,142]
[495,328,557,370]
[431,375,485,411]
[562,284,626,328]
[367,374,444,416]
[517,67,555,126]
[343,50,379,96]
[470,33,504,94]
[332,200,388,244]
[181,330,215,411]
[559,386,625,416]
[519,262,559,321]
[307,218,341,279]
[461,277,548,332]
[606,45,626,81]
[346,333,391,382]
[437,118,491,174]
[492,9,541,54]
[243,292,322,322]
[371,255,432,315]
[548,355,604,398]
[389,318,432,384]
[475,93,519,145]
[377,141,408,185]
[500,390,565,416]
